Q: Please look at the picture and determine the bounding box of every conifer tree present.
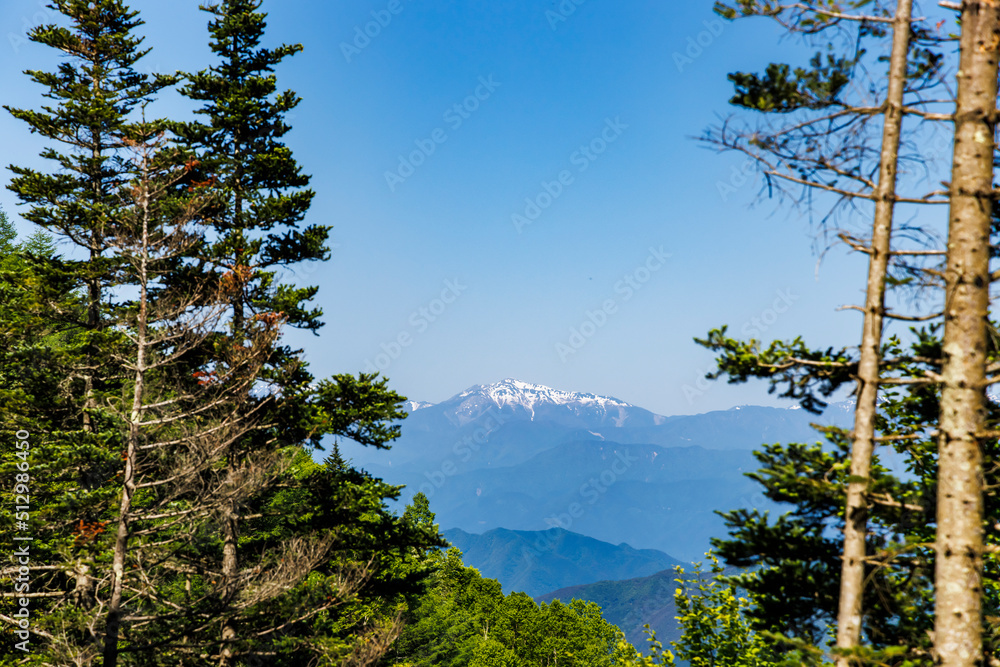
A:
[694,322,1000,664]
[165,4,443,663]
[168,1,333,660]
[173,0,326,335]
[706,4,1000,663]
[6,0,175,431]
[96,125,288,667]
[1,2,176,660]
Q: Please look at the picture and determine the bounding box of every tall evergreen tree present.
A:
[173,0,326,334]
[170,2,331,661]
[164,4,443,664]
[95,125,286,667]
[1,2,177,661]
[6,0,175,429]
[694,319,1000,665]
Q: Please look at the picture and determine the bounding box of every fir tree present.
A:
[2,2,176,660]
[173,0,326,335]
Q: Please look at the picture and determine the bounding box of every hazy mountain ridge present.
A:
[338,379,852,560]
[443,526,683,597]
[346,379,847,472]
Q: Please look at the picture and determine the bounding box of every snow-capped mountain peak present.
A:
[460,378,633,411]
[444,378,650,427]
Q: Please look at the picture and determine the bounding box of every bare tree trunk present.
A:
[102,422,138,667]
[834,0,912,661]
[103,187,151,667]
[219,483,239,667]
[934,2,1000,665]
[220,146,245,667]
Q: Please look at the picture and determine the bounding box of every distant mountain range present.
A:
[442,526,684,597]
[339,378,851,562]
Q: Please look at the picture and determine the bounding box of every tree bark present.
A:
[220,130,246,666]
[219,487,239,666]
[934,2,1000,665]
[834,0,912,661]
[103,191,150,667]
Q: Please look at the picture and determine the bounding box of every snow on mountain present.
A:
[462,378,633,411]
[442,378,659,427]
[405,400,435,412]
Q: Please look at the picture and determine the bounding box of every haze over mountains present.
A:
[442,526,684,598]
[339,378,851,561]
[333,379,854,646]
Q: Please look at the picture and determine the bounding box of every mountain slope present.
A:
[443,526,683,597]
[409,440,764,561]
[337,378,849,560]
[536,564,740,648]
[537,568,684,647]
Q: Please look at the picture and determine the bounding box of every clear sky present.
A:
[1,0,951,416]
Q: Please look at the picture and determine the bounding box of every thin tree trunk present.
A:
[834,0,912,660]
[219,485,239,666]
[934,2,999,665]
[220,142,245,667]
[103,190,150,667]
[102,423,138,667]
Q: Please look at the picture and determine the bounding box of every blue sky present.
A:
[1,0,951,416]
